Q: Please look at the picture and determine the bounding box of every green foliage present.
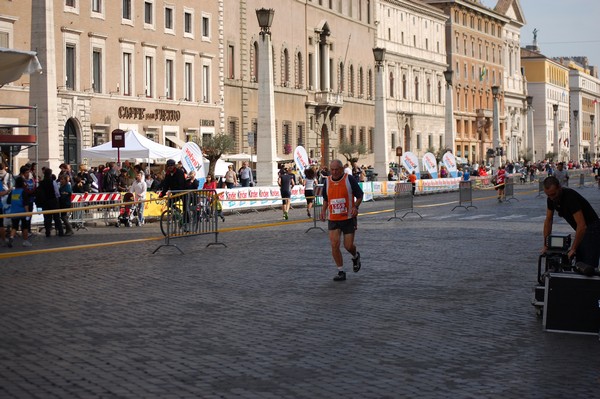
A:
[544,151,557,162]
[193,134,236,176]
[338,142,366,164]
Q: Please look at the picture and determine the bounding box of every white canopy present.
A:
[0,48,42,86]
[81,130,181,162]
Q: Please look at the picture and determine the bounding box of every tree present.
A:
[519,147,533,164]
[544,151,557,162]
[338,142,366,165]
[194,133,236,176]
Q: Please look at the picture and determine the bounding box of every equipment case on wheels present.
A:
[543,272,600,336]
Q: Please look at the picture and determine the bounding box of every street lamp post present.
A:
[372,47,389,181]
[591,114,596,162]
[443,69,455,154]
[526,96,534,162]
[552,103,559,161]
[572,110,579,162]
[255,8,278,186]
[492,86,501,169]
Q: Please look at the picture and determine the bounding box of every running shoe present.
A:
[333,271,346,281]
[283,212,288,220]
[22,240,32,247]
[352,252,361,273]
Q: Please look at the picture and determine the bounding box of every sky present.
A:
[480,0,600,68]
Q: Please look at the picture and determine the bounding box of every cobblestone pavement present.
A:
[1,183,600,398]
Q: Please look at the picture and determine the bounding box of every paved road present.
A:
[1,183,600,398]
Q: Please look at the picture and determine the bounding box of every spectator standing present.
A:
[239,162,253,187]
[129,171,147,225]
[117,168,129,192]
[76,164,92,192]
[160,159,186,196]
[7,177,32,247]
[224,165,238,189]
[37,168,64,237]
[103,162,119,193]
[58,175,74,236]
[184,170,200,190]
[408,171,417,195]
[553,162,569,187]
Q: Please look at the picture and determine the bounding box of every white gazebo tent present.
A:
[0,48,42,87]
[81,130,181,162]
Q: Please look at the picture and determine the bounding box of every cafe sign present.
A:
[118,106,181,122]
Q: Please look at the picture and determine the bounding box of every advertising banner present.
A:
[443,151,458,178]
[422,152,438,179]
[401,151,420,179]
[293,146,310,177]
[181,142,206,186]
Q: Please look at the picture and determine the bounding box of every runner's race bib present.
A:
[330,198,347,215]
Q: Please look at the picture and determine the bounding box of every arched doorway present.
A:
[320,123,329,167]
[404,124,411,153]
[63,118,79,166]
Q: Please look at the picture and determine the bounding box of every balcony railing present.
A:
[315,90,343,107]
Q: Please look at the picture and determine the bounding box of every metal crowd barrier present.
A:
[452,180,477,211]
[153,190,225,254]
[388,182,422,220]
[504,177,518,202]
[70,193,121,227]
[306,184,325,233]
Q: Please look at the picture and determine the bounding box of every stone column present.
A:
[29,0,60,170]
[373,49,389,181]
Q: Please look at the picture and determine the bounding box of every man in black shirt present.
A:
[543,176,600,270]
[160,159,185,197]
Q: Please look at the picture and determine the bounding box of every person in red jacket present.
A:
[495,165,506,202]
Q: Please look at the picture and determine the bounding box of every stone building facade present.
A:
[0,0,223,170]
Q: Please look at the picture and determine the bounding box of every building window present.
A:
[202,16,210,38]
[368,127,374,153]
[359,127,365,147]
[349,65,355,96]
[165,7,173,30]
[252,41,259,82]
[389,72,394,98]
[122,52,132,95]
[66,0,75,7]
[283,121,292,153]
[437,81,442,104]
[92,49,102,93]
[184,62,192,101]
[339,62,345,92]
[0,32,8,48]
[414,77,419,101]
[427,79,431,103]
[339,125,347,143]
[417,134,421,150]
[184,12,192,34]
[202,64,210,103]
[367,69,373,99]
[297,123,305,146]
[144,1,153,25]
[165,59,173,99]
[402,74,407,99]
[350,126,356,145]
[144,56,153,97]
[295,51,303,88]
[283,48,290,86]
[358,67,364,97]
[92,0,101,13]
[228,45,235,79]
[65,44,76,90]
[308,53,314,88]
[228,117,239,153]
[122,0,131,20]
